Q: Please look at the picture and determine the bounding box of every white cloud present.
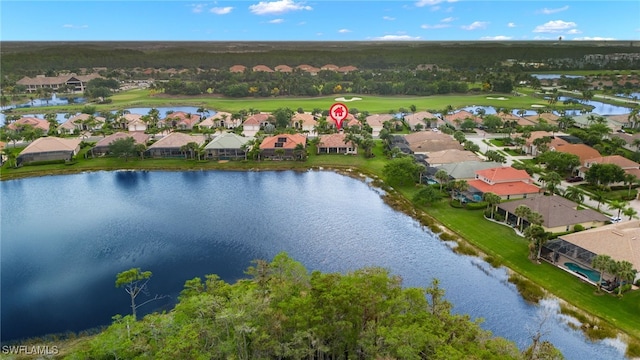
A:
[192,4,206,13]
[383,16,396,21]
[573,36,616,41]
[415,0,456,7]
[508,22,516,28]
[62,24,88,29]
[421,23,450,29]
[480,35,512,40]
[461,21,489,30]
[538,5,569,15]
[338,29,351,33]
[441,17,455,23]
[249,0,312,15]
[567,29,582,34]
[533,20,577,33]
[210,7,233,15]
[371,35,422,41]
[269,18,284,23]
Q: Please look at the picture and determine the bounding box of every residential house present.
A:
[389,135,413,155]
[274,65,293,73]
[365,114,395,138]
[229,65,247,73]
[543,220,640,286]
[337,66,358,74]
[579,155,640,180]
[242,113,271,137]
[403,111,442,130]
[291,113,317,137]
[58,114,105,135]
[524,112,561,126]
[522,131,569,156]
[607,114,632,130]
[425,149,482,166]
[467,166,541,200]
[161,111,201,130]
[16,137,81,165]
[320,64,340,71]
[608,132,640,152]
[317,133,357,155]
[252,65,274,73]
[128,116,147,132]
[7,117,50,133]
[497,194,608,233]
[259,134,307,160]
[16,73,102,93]
[199,112,238,129]
[90,132,150,156]
[404,131,463,155]
[203,132,254,160]
[296,64,320,75]
[445,110,480,129]
[554,143,602,164]
[147,132,206,158]
[432,161,504,182]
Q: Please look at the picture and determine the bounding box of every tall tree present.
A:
[434,169,449,192]
[614,261,637,296]
[115,268,162,321]
[108,137,137,162]
[592,254,613,292]
[515,205,532,232]
[483,192,501,219]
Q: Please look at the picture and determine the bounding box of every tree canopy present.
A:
[74,253,552,359]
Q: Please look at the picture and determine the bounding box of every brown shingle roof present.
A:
[260,134,307,150]
[19,137,81,155]
[584,155,640,169]
[148,132,206,149]
[366,114,395,127]
[498,194,608,228]
[318,133,355,148]
[426,149,482,164]
[274,65,293,72]
[7,117,50,132]
[404,131,463,153]
[94,132,149,147]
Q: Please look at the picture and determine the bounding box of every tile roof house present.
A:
[445,110,480,129]
[229,65,247,73]
[579,155,640,179]
[274,65,293,73]
[544,220,640,285]
[199,112,238,129]
[58,114,106,134]
[467,166,541,200]
[365,114,395,138]
[203,132,254,160]
[252,65,274,72]
[338,66,358,73]
[160,111,202,130]
[321,64,340,71]
[403,111,442,130]
[17,137,81,165]
[404,131,463,154]
[147,132,206,158]
[434,161,505,181]
[291,113,318,137]
[317,133,357,155]
[524,112,561,125]
[242,113,272,137]
[554,143,601,163]
[90,132,150,156]
[522,131,569,156]
[296,64,320,75]
[16,73,102,93]
[497,194,609,233]
[7,117,50,133]
[259,134,307,160]
[425,149,482,166]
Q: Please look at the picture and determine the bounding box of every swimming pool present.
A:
[564,262,601,283]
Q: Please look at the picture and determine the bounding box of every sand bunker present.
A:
[485,96,509,100]
[531,104,546,108]
[335,96,362,102]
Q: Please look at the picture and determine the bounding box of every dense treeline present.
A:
[67,253,561,359]
[2,41,638,74]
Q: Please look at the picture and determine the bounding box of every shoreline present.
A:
[2,163,637,354]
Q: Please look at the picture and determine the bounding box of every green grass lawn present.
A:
[419,201,640,340]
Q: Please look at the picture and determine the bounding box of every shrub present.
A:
[627,338,640,358]
[428,224,442,234]
[508,274,544,303]
[493,213,505,222]
[453,241,479,256]
[484,256,503,268]
[466,202,487,210]
[439,233,457,241]
[449,200,464,208]
[484,209,492,218]
[573,224,584,232]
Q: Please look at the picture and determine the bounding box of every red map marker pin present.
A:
[329,102,349,129]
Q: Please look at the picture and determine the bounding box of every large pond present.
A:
[0,171,627,358]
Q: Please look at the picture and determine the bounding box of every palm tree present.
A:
[541,171,562,195]
[615,260,637,296]
[592,189,607,211]
[483,192,501,219]
[592,254,613,292]
[523,224,549,261]
[526,211,544,228]
[563,186,584,205]
[609,200,627,220]
[434,169,449,192]
[623,206,638,221]
[623,173,638,198]
[514,205,532,232]
[450,179,468,202]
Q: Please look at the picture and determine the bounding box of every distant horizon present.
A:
[1,1,638,42]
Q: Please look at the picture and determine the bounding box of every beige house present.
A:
[497,194,608,233]
[203,132,253,160]
[7,117,50,133]
[90,132,150,156]
[147,133,206,158]
[17,137,81,165]
[242,113,271,137]
[403,111,442,130]
[317,133,357,155]
[365,114,395,138]
[199,112,237,129]
[16,73,102,93]
[58,114,106,135]
[404,131,463,154]
[291,113,317,137]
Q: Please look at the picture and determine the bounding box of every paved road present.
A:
[465,130,640,222]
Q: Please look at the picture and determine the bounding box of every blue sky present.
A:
[2,1,639,41]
